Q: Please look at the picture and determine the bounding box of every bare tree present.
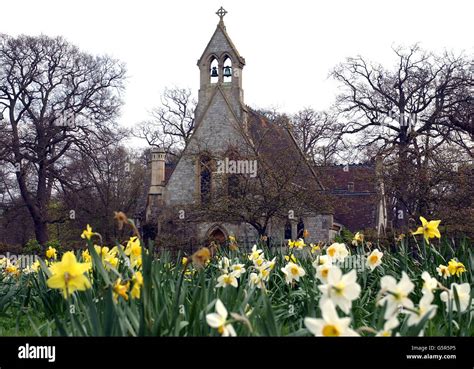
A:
[0,34,126,245]
[133,87,196,157]
[332,45,473,230]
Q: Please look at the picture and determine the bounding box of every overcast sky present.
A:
[1,0,473,147]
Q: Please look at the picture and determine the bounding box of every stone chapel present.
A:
[144,8,362,248]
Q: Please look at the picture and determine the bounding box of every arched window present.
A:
[284,220,292,240]
[200,155,212,203]
[228,174,240,198]
[223,56,232,83]
[210,57,219,84]
[297,218,305,239]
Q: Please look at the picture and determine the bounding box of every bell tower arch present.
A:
[195,7,246,122]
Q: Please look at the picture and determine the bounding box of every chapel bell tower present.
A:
[195,7,246,122]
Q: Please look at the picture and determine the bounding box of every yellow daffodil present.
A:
[351,232,364,246]
[288,239,305,249]
[46,246,57,260]
[81,224,94,240]
[310,243,321,254]
[447,259,466,277]
[5,262,20,277]
[181,257,188,266]
[46,251,91,298]
[228,235,236,243]
[303,229,309,238]
[191,247,211,269]
[82,249,91,263]
[131,271,143,299]
[31,260,41,273]
[284,254,297,263]
[113,278,130,301]
[412,216,441,244]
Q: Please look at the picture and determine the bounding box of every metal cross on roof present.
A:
[216,6,227,21]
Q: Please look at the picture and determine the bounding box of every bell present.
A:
[210,66,218,77]
[223,66,232,77]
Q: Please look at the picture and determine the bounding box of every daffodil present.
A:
[206,299,236,336]
[288,238,305,249]
[192,247,211,269]
[316,264,333,283]
[378,272,415,319]
[249,272,265,289]
[421,271,438,294]
[125,237,142,268]
[228,235,236,243]
[113,278,130,301]
[310,243,321,254]
[5,262,20,277]
[31,260,41,272]
[248,245,263,262]
[131,271,143,299]
[284,254,297,263]
[436,264,450,279]
[46,246,57,260]
[304,299,358,337]
[46,251,91,298]
[352,232,364,246]
[81,224,94,240]
[318,267,361,314]
[366,249,383,271]
[405,292,437,327]
[230,263,246,278]
[376,316,399,336]
[447,259,466,277]
[281,262,305,284]
[81,249,91,263]
[218,256,230,273]
[440,283,471,312]
[326,242,349,262]
[216,273,238,288]
[412,216,441,244]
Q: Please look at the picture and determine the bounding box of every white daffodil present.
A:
[216,273,238,288]
[316,264,334,283]
[304,299,359,337]
[249,272,265,289]
[218,257,230,273]
[281,262,306,284]
[421,271,438,294]
[376,316,399,336]
[230,263,246,278]
[248,245,263,262]
[406,292,437,327]
[326,242,349,262]
[312,255,331,269]
[366,249,383,271]
[440,283,471,312]
[318,267,361,314]
[378,272,415,319]
[436,264,450,279]
[206,299,237,337]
